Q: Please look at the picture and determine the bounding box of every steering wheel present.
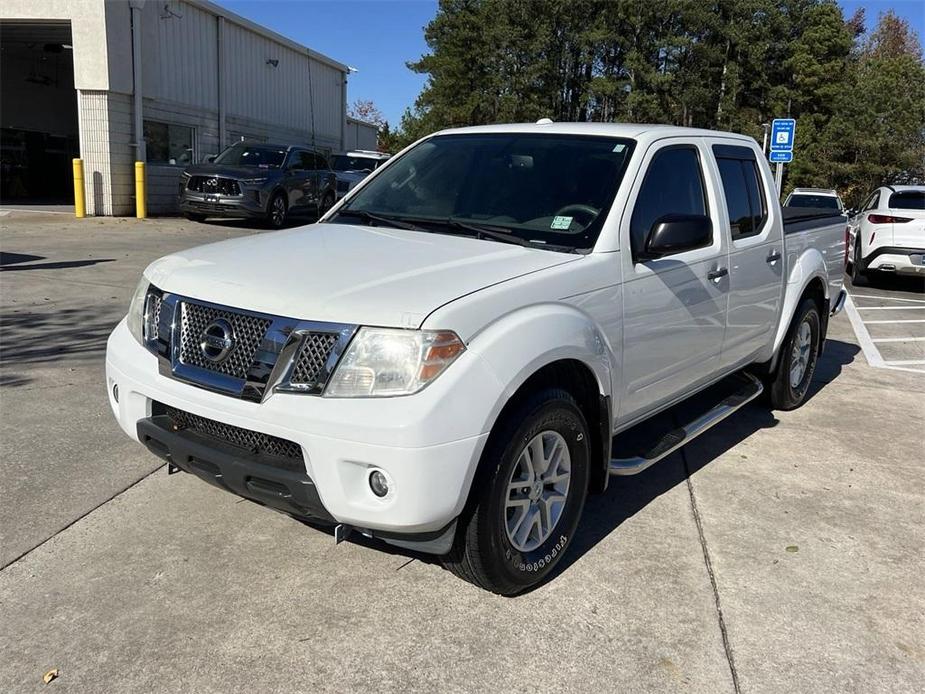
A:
[553,204,599,226]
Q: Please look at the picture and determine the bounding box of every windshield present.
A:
[213,143,286,168]
[889,191,925,210]
[334,133,636,251]
[332,155,381,172]
[787,194,840,210]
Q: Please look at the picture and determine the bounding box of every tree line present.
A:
[376,0,925,206]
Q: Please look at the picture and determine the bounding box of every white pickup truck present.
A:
[106,123,847,595]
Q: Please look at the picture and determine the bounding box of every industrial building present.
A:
[0,0,378,215]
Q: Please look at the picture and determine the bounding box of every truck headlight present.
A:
[126,278,149,345]
[325,328,465,397]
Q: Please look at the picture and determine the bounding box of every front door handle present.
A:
[707,267,729,282]
[766,250,782,264]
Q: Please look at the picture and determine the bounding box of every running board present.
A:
[609,372,764,476]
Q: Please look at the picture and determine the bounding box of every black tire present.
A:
[769,298,821,410]
[443,388,590,595]
[850,240,865,283]
[319,192,335,217]
[266,192,288,229]
[184,213,207,223]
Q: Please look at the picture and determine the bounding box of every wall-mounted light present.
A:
[266,58,279,68]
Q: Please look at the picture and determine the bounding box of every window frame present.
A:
[628,143,712,262]
[143,119,196,167]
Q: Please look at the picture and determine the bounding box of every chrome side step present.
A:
[609,372,764,476]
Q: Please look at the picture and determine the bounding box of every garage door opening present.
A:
[0,21,78,205]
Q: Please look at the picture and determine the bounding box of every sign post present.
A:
[769,118,796,195]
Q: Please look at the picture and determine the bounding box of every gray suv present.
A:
[179,142,337,228]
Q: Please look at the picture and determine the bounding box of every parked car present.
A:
[330,150,391,199]
[108,123,846,595]
[178,142,337,228]
[784,187,845,213]
[847,185,925,281]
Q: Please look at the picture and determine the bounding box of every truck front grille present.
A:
[156,402,304,471]
[178,301,271,379]
[187,176,241,196]
[289,333,340,386]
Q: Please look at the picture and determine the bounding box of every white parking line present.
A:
[850,294,925,304]
[872,336,925,342]
[864,319,925,324]
[855,305,925,311]
[843,293,925,374]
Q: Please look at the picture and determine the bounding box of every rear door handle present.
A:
[707,267,729,282]
[766,251,782,264]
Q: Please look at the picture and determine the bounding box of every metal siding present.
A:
[143,1,218,109]
[223,21,341,143]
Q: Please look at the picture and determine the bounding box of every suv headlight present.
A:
[126,278,149,344]
[240,176,270,185]
[325,328,465,397]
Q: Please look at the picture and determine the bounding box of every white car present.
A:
[106,123,846,594]
[784,187,845,213]
[331,150,391,199]
[848,185,925,280]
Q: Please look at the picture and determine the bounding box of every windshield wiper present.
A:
[336,209,425,231]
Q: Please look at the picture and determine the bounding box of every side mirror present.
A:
[204,155,216,163]
[642,214,712,259]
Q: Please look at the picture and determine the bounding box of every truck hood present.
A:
[145,223,580,328]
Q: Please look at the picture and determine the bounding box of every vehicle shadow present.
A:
[191,214,322,231]
[303,337,859,594]
[847,272,924,295]
[0,251,115,272]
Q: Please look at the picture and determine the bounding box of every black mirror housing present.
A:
[642,214,712,259]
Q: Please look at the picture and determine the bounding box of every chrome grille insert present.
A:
[290,333,340,386]
[141,285,356,402]
[178,302,271,380]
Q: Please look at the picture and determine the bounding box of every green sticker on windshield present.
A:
[551,215,573,230]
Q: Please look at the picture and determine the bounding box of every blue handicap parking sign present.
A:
[770,119,796,151]
[769,150,793,163]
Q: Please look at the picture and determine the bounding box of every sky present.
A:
[218,0,925,128]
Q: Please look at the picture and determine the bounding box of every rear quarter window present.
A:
[889,191,925,210]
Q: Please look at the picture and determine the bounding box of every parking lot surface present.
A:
[1,211,923,693]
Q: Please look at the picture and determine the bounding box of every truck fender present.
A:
[771,247,830,357]
[465,303,616,492]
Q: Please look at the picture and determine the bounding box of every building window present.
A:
[144,121,194,165]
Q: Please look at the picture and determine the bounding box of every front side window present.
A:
[630,146,708,256]
[213,142,286,169]
[144,121,194,165]
[336,133,636,251]
[889,190,925,210]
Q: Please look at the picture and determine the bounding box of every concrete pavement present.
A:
[1,211,922,692]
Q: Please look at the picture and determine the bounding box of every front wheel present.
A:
[266,192,288,229]
[443,388,590,595]
[769,298,821,410]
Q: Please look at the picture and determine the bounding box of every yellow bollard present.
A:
[72,158,86,218]
[134,161,147,219]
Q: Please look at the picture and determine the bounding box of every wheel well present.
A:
[488,359,609,495]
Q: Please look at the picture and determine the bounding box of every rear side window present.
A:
[630,146,708,256]
[889,191,925,210]
[714,146,767,240]
[787,194,840,210]
[862,192,880,211]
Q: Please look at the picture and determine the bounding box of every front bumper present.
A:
[106,319,498,546]
[179,190,266,218]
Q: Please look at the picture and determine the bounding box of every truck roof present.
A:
[791,188,839,196]
[435,122,756,144]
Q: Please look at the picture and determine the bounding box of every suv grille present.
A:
[178,302,271,379]
[290,333,339,385]
[158,403,304,470]
[188,176,241,196]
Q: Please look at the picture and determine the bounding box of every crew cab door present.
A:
[617,139,730,424]
[708,142,783,365]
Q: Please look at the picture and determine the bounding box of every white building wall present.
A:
[345,118,379,152]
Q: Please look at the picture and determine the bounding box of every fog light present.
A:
[369,469,389,498]
[112,383,119,403]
